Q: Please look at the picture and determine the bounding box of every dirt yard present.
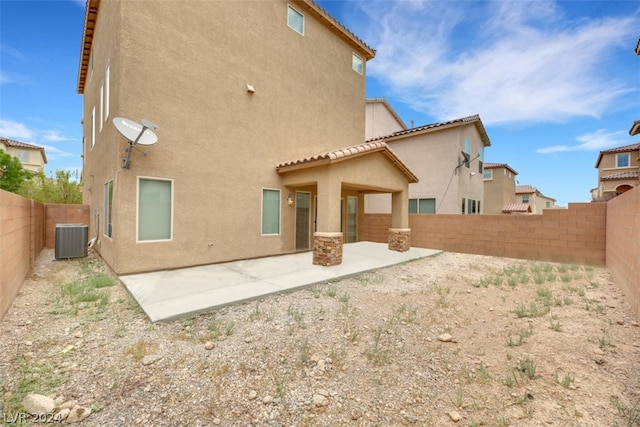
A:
[1,248,639,426]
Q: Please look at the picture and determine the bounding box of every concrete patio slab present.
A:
[119,242,441,322]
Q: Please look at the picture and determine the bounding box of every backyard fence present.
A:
[0,189,89,321]
[2,185,640,321]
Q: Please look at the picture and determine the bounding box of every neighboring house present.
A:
[365,114,490,215]
[77,0,418,275]
[365,98,407,140]
[593,143,640,201]
[482,163,521,214]
[0,137,47,173]
[515,185,557,214]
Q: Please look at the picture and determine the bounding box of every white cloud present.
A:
[356,0,638,125]
[41,145,76,160]
[42,130,73,143]
[0,119,34,140]
[536,129,629,153]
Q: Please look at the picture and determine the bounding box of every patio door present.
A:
[295,192,311,251]
[345,196,357,243]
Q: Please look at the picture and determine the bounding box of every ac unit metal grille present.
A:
[55,224,89,260]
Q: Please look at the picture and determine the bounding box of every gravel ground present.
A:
[1,248,639,426]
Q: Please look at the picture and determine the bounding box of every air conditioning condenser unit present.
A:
[55,224,89,260]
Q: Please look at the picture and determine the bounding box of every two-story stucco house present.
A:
[515,185,557,214]
[0,137,47,173]
[365,113,491,215]
[593,143,640,201]
[482,163,530,214]
[77,0,418,275]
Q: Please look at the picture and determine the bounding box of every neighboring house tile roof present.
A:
[515,184,556,202]
[595,142,640,168]
[484,162,518,175]
[276,141,419,183]
[503,203,531,213]
[0,137,48,163]
[366,114,491,147]
[629,120,640,136]
[600,171,640,181]
[515,185,536,194]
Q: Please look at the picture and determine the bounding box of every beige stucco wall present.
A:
[365,123,486,214]
[365,101,405,140]
[483,166,516,214]
[81,1,372,274]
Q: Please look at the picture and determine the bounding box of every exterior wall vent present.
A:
[55,224,89,260]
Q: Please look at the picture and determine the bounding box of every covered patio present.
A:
[276,141,419,266]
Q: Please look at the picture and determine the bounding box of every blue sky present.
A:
[1,1,639,206]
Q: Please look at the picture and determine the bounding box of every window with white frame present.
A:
[138,178,172,241]
[522,194,529,203]
[104,180,113,237]
[616,152,630,168]
[483,169,492,180]
[105,64,110,121]
[287,5,304,34]
[409,198,436,214]
[91,106,96,148]
[352,53,363,74]
[262,189,280,235]
[100,81,104,131]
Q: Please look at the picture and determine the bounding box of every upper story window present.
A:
[616,152,630,168]
[352,53,363,74]
[287,5,304,35]
[16,150,28,162]
[105,64,110,122]
[522,194,529,203]
[483,169,492,180]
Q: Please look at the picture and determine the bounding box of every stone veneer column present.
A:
[388,228,410,252]
[313,232,343,266]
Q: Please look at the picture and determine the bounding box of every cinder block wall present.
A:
[44,204,91,248]
[363,202,606,266]
[0,190,44,321]
[606,187,640,319]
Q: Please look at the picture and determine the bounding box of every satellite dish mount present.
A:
[112,117,159,169]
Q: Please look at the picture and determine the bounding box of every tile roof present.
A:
[601,171,639,181]
[503,203,531,213]
[629,120,640,136]
[366,114,491,147]
[276,141,418,183]
[599,142,640,154]
[515,185,536,194]
[484,162,518,175]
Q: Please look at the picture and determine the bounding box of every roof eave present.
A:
[77,0,101,94]
[629,120,640,136]
[296,0,375,60]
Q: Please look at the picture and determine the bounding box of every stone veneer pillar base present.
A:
[388,228,411,252]
[313,232,343,266]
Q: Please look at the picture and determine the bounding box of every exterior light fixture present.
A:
[287,194,294,206]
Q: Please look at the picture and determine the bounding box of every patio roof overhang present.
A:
[276,141,418,187]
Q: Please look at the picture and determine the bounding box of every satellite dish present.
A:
[113,117,158,146]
